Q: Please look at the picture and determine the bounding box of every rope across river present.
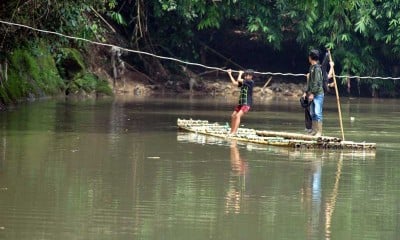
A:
[1,19,400,81]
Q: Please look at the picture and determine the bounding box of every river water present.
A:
[0,95,399,240]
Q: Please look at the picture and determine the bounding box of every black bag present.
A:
[300,96,312,108]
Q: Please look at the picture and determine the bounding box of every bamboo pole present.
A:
[255,130,341,142]
[328,49,345,141]
[262,77,273,94]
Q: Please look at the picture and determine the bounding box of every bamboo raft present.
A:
[177,118,376,150]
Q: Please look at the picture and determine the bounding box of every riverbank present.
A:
[111,76,308,100]
[0,43,306,111]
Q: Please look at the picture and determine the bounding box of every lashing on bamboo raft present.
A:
[176,119,376,150]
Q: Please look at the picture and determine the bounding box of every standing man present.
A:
[227,69,255,136]
[303,49,324,137]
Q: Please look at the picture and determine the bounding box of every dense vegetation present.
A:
[0,1,115,106]
[1,0,400,101]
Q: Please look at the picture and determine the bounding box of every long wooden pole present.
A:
[261,77,273,94]
[328,49,345,141]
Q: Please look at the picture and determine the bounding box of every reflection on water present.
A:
[177,131,376,161]
[225,140,248,214]
[324,154,343,240]
[301,155,323,240]
[176,130,382,239]
[299,151,343,240]
[0,96,399,240]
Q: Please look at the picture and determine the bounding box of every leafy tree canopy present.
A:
[2,0,400,96]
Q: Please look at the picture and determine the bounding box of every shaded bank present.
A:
[0,42,112,110]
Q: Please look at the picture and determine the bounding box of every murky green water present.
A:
[0,95,399,240]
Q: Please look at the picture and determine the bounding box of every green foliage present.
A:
[0,43,111,104]
[109,12,127,26]
[56,48,86,80]
[0,87,11,104]
[107,0,118,9]
[95,79,113,96]
[0,0,116,50]
[17,47,63,94]
[30,43,66,94]
[109,0,400,96]
[73,73,98,92]
[4,64,30,101]
[9,49,40,97]
[197,6,221,30]
[55,48,112,96]
[68,73,112,96]
[0,0,118,105]
[3,0,400,97]
[0,44,65,103]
